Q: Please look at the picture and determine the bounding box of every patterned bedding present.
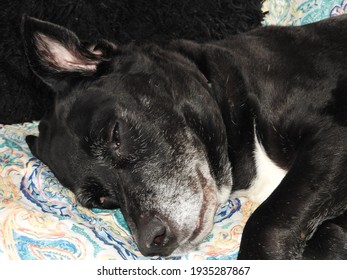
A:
[1,0,346,260]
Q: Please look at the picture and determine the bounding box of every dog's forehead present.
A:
[74,78,176,122]
[65,44,206,116]
[63,80,185,151]
[60,45,214,148]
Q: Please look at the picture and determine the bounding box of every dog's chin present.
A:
[171,206,217,256]
[171,182,219,256]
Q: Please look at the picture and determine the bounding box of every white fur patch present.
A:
[232,131,287,205]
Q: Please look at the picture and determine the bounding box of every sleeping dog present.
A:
[22,15,347,259]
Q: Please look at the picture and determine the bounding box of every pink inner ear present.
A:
[35,33,99,71]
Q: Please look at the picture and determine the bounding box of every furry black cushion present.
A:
[0,0,264,124]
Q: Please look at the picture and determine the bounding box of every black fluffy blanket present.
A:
[0,0,264,124]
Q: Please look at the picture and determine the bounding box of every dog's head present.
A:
[22,16,232,256]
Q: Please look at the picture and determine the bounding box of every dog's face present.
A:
[22,16,232,256]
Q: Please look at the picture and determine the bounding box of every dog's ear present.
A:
[21,15,117,88]
[169,40,211,80]
[171,39,245,91]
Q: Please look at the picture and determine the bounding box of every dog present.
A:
[22,14,347,259]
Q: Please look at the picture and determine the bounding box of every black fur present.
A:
[22,15,347,259]
[0,0,264,124]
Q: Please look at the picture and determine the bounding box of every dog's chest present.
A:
[232,133,287,205]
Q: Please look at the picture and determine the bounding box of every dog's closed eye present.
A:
[111,122,121,149]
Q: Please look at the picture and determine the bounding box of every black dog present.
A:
[22,15,347,259]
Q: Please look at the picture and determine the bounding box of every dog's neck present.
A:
[203,54,257,192]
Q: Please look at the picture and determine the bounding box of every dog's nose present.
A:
[137,215,178,257]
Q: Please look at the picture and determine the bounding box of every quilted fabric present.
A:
[263,0,347,25]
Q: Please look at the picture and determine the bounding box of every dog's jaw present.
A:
[170,164,231,256]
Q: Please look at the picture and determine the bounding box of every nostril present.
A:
[148,218,167,247]
[153,228,166,247]
[137,215,178,256]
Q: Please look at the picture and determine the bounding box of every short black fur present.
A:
[22,15,347,259]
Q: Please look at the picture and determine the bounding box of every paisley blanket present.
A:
[1,0,346,260]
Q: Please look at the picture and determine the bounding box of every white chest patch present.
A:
[232,133,287,205]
